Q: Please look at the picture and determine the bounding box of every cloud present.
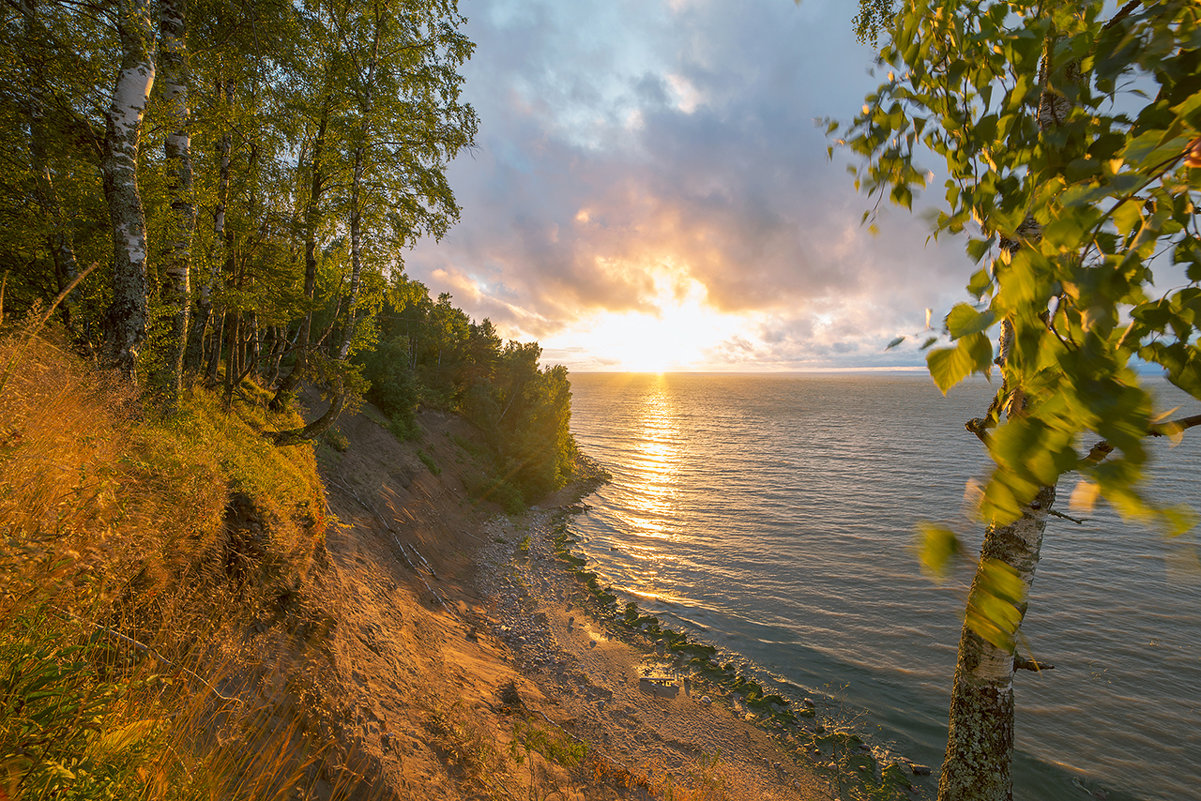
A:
[405,0,976,369]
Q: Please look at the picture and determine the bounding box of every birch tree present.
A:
[270,0,476,436]
[101,0,156,376]
[844,2,1201,799]
[326,0,477,363]
[158,0,194,403]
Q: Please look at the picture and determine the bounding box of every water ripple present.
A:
[568,372,1201,801]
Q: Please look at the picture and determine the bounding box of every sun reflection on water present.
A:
[629,378,681,538]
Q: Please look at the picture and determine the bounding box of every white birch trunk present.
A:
[336,10,381,362]
[159,0,193,403]
[937,487,1055,801]
[101,0,156,377]
[937,35,1074,801]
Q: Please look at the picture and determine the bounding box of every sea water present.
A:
[565,372,1201,801]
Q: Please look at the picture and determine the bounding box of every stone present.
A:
[638,676,680,698]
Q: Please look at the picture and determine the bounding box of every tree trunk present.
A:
[159,0,194,405]
[101,0,156,377]
[937,31,1075,799]
[192,79,234,373]
[206,309,224,383]
[271,102,329,410]
[937,486,1055,801]
[222,311,239,409]
[336,19,380,363]
[269,375,345,446]
[337,143,367,361]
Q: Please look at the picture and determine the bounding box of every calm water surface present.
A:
[566,372,1201,801]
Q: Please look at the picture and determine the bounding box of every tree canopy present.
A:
[0,0,578,503]
[845,0,1201,534]
[843,3,1201,798]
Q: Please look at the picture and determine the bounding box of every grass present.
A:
[424,700,509,799]
[416,448,441,475]
[0,322,354,800]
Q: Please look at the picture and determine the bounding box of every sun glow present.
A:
[548,273,746,372]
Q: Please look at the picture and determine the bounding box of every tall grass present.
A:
[0,323,351,800]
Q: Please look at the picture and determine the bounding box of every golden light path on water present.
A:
[612,375,691,605]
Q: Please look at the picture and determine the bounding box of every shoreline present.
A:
[518,463,934,798]
[550,449,1150,801]
[313,401,834,799]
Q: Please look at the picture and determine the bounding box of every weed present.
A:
[416,448,441,475]
[425,701,508,798]
[387,413,419,442]
[322,427,350,452]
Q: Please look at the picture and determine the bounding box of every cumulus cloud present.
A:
[404,0,975,369]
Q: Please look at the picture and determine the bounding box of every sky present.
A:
[406,0,976,372]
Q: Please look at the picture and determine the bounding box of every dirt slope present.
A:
[302,398,830,800]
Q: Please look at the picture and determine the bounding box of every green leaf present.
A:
[927,347,963,394]
[1162,505,1198,537]
[967,267,993,298]
[1042,216,1084,249]
[946,303,996,338]
[1112,200,1143,237]
[927,332,992,394]
[916,522,961,578]
[966,236,995,264]
[965,558,1028,651]
[885,336,906,350]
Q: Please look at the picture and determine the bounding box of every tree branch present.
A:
[1049,509,1085,525]
[1081,412,1201,466]
[1102,0,1143,33]
[1014,656,1053,672]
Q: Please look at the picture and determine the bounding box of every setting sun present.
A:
[545,276,747,371]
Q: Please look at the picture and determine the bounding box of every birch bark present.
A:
[937,35,1075,801]
[101,0,156,377]
[159,0,194,403]
[336,8,381,362]
[937,488,1054,801]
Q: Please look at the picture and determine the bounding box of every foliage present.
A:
[0,0,477,413]
[360,273,579,505]
[843,1,1201,533]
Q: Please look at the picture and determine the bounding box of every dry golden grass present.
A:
[0,323,349,801]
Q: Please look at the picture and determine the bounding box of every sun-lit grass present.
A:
[0,323,346,800]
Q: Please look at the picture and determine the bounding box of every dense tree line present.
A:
[0,0,577,502]
[361,273,577,508]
